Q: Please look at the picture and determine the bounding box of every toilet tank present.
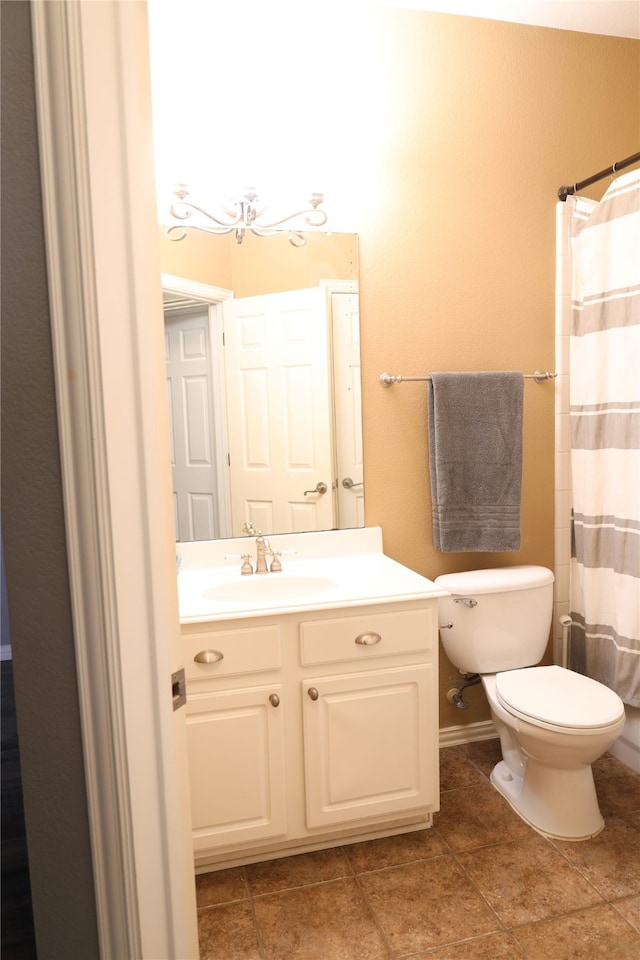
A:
[434,566,554,674]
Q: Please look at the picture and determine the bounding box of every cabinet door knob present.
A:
[194,649,224,664]
[307,687,319,701]
[354,632,382,646]
[269,693,280,708]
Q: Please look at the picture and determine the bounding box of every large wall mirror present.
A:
[160,228,363,541]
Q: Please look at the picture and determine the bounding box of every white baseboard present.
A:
[439,720,497,748]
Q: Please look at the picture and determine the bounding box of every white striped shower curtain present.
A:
[568,168,640,708]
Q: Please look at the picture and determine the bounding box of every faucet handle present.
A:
[270,552,282,573]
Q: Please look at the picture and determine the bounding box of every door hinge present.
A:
[171,667,187,711]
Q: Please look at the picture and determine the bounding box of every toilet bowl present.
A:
[482,667,625,840]
[435,566,626,841]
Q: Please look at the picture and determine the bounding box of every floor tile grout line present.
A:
[355,849,512,958]
[248,870,395,960]
[609,897,640,937]
[350,870,396,960]
[246,872,356,900]
[509,904,640,960]
[392,930,530,960]
[449,846,513,940]
[348,851,455,881]
[547,812,640,904]
[451,742,500,782]
[196,897,250,912]
[430,820,455,854]
[340,843,358,878]
[505,898,640,939]
[240,847,457,899]
[450,833,622,934]
[245,893,269,960]
[198,850,458,907]
[544,833,614,904]
[241,844,355,900]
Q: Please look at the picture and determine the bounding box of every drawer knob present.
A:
[354,632,382,646]
[269,693,280,708]
[194,649,224,664]
[307,687,319,701]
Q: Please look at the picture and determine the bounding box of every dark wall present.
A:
[0,2,100,955]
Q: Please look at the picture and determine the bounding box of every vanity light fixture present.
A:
[166,184,328,246]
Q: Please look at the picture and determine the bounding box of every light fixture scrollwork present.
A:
[166,184,328,246]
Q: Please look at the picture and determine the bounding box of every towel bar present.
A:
[379,371,557,387]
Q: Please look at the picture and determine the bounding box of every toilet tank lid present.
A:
[434,565,554,595]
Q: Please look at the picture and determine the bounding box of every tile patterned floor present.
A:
[196,740,640,960]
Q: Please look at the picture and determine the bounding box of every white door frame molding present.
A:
[31,2,198,957]
[162,273,233,538]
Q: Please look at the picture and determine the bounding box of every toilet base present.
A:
[490,759,605,841]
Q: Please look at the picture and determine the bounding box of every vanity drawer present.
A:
[299,608,432,666]
[184,625,281,680]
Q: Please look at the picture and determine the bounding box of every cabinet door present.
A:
[302,666,437,829]
[186,684,286,854]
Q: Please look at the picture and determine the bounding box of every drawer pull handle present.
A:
[308,687,319,701]
[354,632,382,646]
[269,693,280,708]
[194,649,224,664]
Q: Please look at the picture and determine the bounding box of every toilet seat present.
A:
[495,665,624,734]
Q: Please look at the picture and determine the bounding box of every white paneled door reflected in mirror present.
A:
[163,230,363,541]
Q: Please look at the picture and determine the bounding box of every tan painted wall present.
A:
[354,10,638,727]
[160,229,358,296]
[158,9,640,729]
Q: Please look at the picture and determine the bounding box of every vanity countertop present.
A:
[177,527,447,623]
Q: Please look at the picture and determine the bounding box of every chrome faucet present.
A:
[254,533,271,574]
[237,524,283,574]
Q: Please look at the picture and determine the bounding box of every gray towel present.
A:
[427,371,524,552]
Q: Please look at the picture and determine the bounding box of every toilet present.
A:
[435,565,625,840]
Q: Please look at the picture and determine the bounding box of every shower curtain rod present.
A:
[557,151,640,201]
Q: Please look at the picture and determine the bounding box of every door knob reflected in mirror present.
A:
[342,477,363,490]
[303,482,328,496]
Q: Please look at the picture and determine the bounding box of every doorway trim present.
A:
[31,2,198,957]
[162,274,233,539]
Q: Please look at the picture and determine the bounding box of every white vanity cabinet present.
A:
[181,598,440,869]
[183,623,287,854]
[300,607,436,829]
[186,684,287,854]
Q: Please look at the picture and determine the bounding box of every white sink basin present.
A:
[204,574,338,604]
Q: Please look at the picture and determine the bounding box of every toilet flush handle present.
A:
[453,597,477,608]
